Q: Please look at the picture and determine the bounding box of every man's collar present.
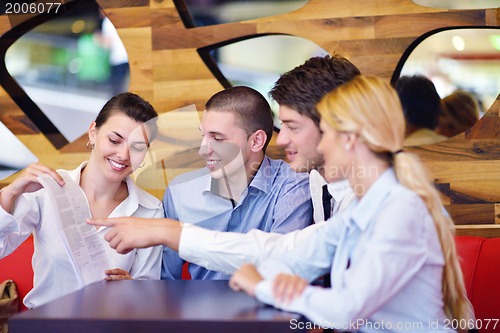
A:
[309,169,351,205]
[247,156,271,194]
[204,156,270,195]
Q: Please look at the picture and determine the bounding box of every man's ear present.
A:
[249,129,267,152]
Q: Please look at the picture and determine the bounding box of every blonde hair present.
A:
[317,75,472,323]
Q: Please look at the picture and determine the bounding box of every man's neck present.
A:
[316,164,327,180]
[216,156,264,204]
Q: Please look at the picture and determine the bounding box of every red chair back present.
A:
[0,235,34,312]
[455,235,484,296]
[455,236,500,333]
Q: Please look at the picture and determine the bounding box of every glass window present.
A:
[392,27,500,143]
[412,0,500,10]
[0,120,37,180]
[199,34,329,128]
[175,0,308,27]
[0,0,129,147]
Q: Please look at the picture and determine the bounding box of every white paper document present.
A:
[38,171,110,285]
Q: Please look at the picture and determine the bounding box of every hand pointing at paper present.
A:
[87,217,183,254]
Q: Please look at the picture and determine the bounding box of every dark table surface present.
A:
[10,280,305,333]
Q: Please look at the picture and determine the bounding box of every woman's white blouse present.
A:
[256,169,453,333]
[0,162,163,309]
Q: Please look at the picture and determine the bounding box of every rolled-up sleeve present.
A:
[0,190,42,258]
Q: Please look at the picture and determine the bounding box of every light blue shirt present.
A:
[256,168,452,333]
[162,156,312,280]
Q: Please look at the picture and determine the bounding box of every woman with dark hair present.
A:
[0,92,163,309]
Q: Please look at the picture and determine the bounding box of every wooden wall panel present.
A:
[406,95,500,234]
[0,0,498,236]
[0,87,38,135]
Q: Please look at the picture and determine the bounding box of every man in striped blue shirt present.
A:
[161,86,313,280]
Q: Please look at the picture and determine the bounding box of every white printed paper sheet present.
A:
[38,171,110,285]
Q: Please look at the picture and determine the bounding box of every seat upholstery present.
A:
[0,236,34,312]
[455,236,500,333]
[455,236,485,297]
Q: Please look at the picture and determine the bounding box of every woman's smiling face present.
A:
[89,112,150,183]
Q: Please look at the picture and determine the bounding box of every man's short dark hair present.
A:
[269,54,361,127]
[395,75,442,130]
[205,86,274,150]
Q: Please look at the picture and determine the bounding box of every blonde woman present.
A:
[230,76,473,332]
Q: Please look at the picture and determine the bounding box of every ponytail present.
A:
[318,75,474,326]
[393,152,473,323]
